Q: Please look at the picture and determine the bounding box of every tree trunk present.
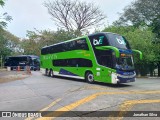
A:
[149,63,154,77]
[149,69,153,77]
[135,63,148,76]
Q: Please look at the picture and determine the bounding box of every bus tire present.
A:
[45,69,48,76]
[85,72,94,84]
[49,70,53,77]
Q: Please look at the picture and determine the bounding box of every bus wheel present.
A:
[50,70,53,77]
[45,69,48,76]
[85,72,94,84]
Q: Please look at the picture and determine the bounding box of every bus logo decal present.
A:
[93,36,104,45]
[116,37,125,45]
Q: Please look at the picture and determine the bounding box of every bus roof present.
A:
[42,35,88,49]
[88,32,121,37]
[42,32,121,49]
[7,55,39,58]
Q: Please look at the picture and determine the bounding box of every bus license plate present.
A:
[126,80,130,82]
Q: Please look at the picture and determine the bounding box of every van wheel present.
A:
[85,72,94,84]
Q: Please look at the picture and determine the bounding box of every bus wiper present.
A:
[95,46,120,58]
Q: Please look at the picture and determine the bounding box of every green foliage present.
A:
[103,26,159,76]
[103,26,158,62]
[0,0,12,28]
[21,29,78,56]
[152,16,160,41]
[0,29,11,59]
[0,0,5,6]
[114,0,160,43]
[113,0,160,76]
[115,0,160,26]
[128,29,157,62]
[0,0,16,65]
[21,39,39,55]
[0,29,21,57]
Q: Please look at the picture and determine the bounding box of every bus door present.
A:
[99,55,112,82]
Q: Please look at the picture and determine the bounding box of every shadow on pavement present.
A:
[48,75,132,88]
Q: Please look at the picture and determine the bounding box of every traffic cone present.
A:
[26,66,31,74]
[17,66,20,71]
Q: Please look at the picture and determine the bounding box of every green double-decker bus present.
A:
[40,32,142,84]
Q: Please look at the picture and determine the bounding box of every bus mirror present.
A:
[95,46,120,58]
[132,49,143,60]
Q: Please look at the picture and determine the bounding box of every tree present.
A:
[0,0,15,55]
[3,30,22,55]
[114,0,160,76]
[44,0,106,33]
[22,29,78,56]
[103,26,158,76]
[114,0,160,27]
[0,0,4,6]
[0,0,13,67]
[0,29,11,57]
[0,0,12,28]
[152,16,160,41]
[0,29,21,57]
[113,0,160,42]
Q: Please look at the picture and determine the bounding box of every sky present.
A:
[1,0,134,38]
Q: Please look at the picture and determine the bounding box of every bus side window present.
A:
[70,59,77,67]
[41,48,47,55]
[99,55,113,68]
[53,58,92,67]
[50,46,54,53]
[78,59,92,67]
[69,41,76,50]
[62,43,68,52]
[76,39,89,50]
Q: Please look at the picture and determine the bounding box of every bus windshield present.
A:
[7,57,28,66]
[115,56,134,71]
[106,33,131,49]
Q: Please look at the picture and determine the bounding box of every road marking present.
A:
[67,85,115,93]
[25,98,61,120]
[36,94,98,120]
[40,98,61,111]
[83,86,115,90]
[36,90,160,119]
[108,99,160,120]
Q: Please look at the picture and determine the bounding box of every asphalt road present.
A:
[0,71,160,120]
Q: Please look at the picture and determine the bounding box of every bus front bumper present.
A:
[111,72,136,84]
[117,76,135,83]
